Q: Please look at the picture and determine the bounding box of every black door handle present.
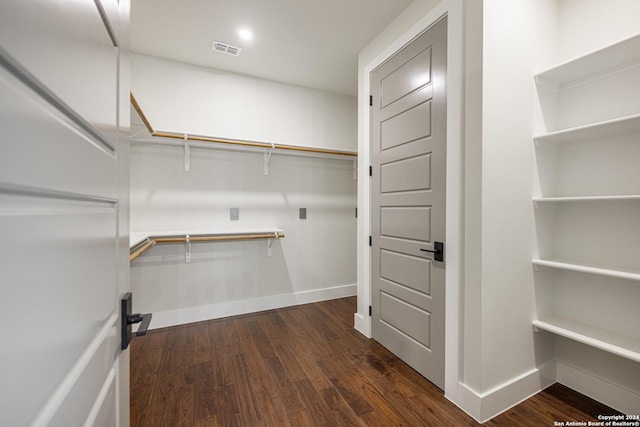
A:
[420,241,444,262]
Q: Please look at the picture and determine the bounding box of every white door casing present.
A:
[0,1,130,426]
[370,17,447,389]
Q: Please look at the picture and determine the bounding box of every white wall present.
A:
[130,55,357,328]
[131,53,357,151]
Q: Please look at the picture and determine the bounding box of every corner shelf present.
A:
[533,316,640,363]
[532,259,640,282]
[534,33,640,86]
[533,113,640,146]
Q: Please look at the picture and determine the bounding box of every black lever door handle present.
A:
[420,241,444,262]
[121,292,153,349]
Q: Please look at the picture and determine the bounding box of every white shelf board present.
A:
[534,113,640,145]
[533,316,640,363]
[130,228,285,249]
[533,195,640,204]
[534,33,640,85]
[532,259,640,282]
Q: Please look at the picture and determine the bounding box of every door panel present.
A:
[381,154,432,193]
[0,0,119,147]
[380,291,431,347]
[380,207,431,241]
[381,249,431,294]
[0,1,127,425]
[371,17,447,389]
[381,47,432,107]
[381,101,432,150]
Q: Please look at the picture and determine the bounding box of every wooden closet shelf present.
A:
[129,229,285,262]
[130,93,357,157]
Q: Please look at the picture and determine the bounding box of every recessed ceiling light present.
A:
[238,28,253,41]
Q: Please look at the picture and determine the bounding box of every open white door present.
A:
[0,1,130,426]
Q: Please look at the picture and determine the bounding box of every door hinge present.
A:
[369,166,372,177]
[369,95,373,106]
[355,207,358,218]
[369,305,372,316]
[369,235,372,246]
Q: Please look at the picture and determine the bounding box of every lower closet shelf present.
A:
[533,316,640,363]
[129,228,285,262]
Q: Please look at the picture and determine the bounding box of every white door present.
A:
[0,1,130,426]
[370,17,447,389]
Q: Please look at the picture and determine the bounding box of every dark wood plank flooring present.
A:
[131,297,620,426]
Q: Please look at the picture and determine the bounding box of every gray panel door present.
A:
[371,17,447,389]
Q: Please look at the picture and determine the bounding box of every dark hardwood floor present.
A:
[130,297,620,426]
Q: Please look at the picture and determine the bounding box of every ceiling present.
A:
[130,0,413,97]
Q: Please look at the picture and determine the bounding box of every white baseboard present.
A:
[454,361,556,423]
[353,312,371,338]
[556,361,640,415]
[143,283,357,330]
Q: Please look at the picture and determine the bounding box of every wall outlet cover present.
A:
[230,207,239,221]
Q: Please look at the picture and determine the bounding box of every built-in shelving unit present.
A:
[533,317,640,364]
[130,228,285,263]
[532,259,640,282]
[532,34,640,361]
[534,33,640,86]
[533,195,640,204]
[534,113,640,146]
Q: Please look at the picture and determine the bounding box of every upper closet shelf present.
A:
[130,93,357,158]
[534,113,640,146]
[532,259,640,282]
[130,228,285,263]
[533,195,640,205]
[534,33,640,86]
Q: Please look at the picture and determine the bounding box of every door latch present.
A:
[121,292,152,350]
[420,241,444,262]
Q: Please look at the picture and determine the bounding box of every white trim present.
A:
[145,284,357,330]
[358,0,464,405]
[454,362,556,423]
[353,312,370,337]
[556,361,640,415]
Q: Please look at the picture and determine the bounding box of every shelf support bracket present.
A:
[264,143,275,176]
[267,232,279,257]
[185,234,191,263]
[184,134,191,172]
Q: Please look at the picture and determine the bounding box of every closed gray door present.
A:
[371,17,447,389]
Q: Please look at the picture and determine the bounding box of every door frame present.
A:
[356,0,463,402]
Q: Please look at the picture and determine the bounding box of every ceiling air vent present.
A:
[212,41,242,56]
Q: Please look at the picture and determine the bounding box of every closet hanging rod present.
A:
[130,92,357,157]
[129,231,285,263]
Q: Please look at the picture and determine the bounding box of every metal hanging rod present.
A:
[130,92,357,158]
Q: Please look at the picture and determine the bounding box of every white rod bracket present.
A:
[185,234,191,263]
[352,159,357,180]
[266,232,279,257]
[264,143,275,176]
[184,134,191,172]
